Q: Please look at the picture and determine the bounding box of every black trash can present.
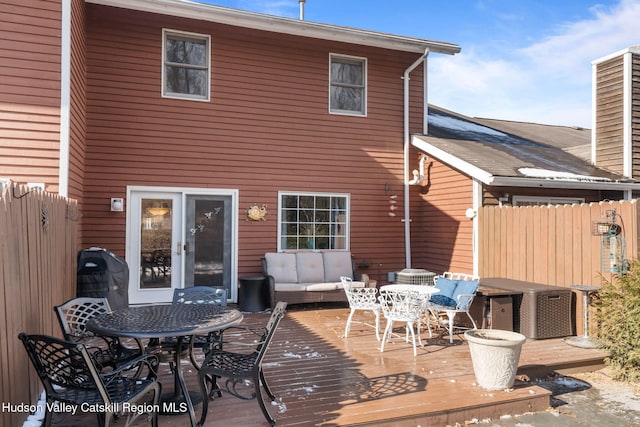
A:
[238,276,268,312]
[77,247,129,309]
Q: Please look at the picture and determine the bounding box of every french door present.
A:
[127,187,237,304]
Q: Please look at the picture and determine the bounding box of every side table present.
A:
[565,284,601,349]
[238,276,269,312]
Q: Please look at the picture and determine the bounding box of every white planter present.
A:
[464,329,526,391]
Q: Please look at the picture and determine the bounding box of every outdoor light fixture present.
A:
[110,198,124,212]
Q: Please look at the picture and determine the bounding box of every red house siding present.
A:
[410,155,474,275]
[83,5,426,279]
[0,0,62,192]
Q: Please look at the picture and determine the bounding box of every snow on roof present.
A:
[518,168,615,182]
[428,113,507,137]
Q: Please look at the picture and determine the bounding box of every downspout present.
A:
[403,48,429,268]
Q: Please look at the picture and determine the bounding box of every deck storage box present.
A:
[480,278,573,339]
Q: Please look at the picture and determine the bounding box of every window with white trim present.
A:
[329,54,367,116]
[511,196,585,206]
[162,29,210,101]
[279,192,349,250]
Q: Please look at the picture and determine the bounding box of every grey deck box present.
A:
[480,278,574,339]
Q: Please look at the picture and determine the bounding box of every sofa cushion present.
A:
[265,253,298,284]
[322,251,353,282]
[304,282,340,291]
[337,280,366,289]
[296,252,325,283]
[274,282,307,292]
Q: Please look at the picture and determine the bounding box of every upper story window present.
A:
[279,192,349,251]
[329,54,367,116]
[162,29,210,101]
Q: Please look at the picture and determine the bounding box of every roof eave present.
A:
[411,136,494,184]
[412,136,640,191]
[86,0,461,55]
[489,176,640,191]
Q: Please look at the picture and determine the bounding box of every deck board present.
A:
[46,303,607,426]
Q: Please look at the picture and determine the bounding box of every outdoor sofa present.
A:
[262,251,371,308]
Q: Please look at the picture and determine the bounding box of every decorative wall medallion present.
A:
[246,204,268,221]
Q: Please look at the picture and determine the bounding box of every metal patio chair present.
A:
[18,332,160,427]
[378,288,424,356]
[147,286,228,370]
[341,276,381,340]
[54,297,143,371]
[197,301,287,427]
[426,272,480,343]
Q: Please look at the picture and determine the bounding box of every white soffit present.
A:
[86,0,460,55]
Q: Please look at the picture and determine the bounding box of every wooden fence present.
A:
[478,199,640,335]
[478,199,639,286]
[0,182,78,426]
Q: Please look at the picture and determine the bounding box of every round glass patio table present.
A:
[86,304,243,427]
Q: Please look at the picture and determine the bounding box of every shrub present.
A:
[594,260,640,384]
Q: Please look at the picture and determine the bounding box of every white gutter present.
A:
[488,176,640,191]
[403,49,429,269]
[58,0,71,197]
[87,0,460,55]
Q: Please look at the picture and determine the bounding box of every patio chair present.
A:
[18,332,160,427]
[378,288,424,356]
[341,276,381,340]
[426,272,480,344]
[197,301,287,427]
[149,286,227,370]
[54,297,143,371]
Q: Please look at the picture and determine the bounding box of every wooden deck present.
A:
[54,303,607,426]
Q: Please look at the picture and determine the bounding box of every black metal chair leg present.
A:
[259,368,275,401]
[197,370,212,426]
[254,372,276,426]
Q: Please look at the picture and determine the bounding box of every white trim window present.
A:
[329,54,367,116]
[279,192,349,251]
[511,196,585,206]
[162,29,210,101]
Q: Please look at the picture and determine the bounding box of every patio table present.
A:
[380,284,440,312]
[86,303,243,427]
[380,284,440,295]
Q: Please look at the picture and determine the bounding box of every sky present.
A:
[194,0,640,128]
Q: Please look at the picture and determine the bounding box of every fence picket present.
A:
[479,199,639,288]
[0,182,78,425]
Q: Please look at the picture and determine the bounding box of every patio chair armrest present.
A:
[202,325,266,352]
[220,325,265,338]
[100,353,159,383]
[455,293,476,310]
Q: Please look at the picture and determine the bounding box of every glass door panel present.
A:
[185,195,232,297]
[140,198,173,289]
[129,191,181,304]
